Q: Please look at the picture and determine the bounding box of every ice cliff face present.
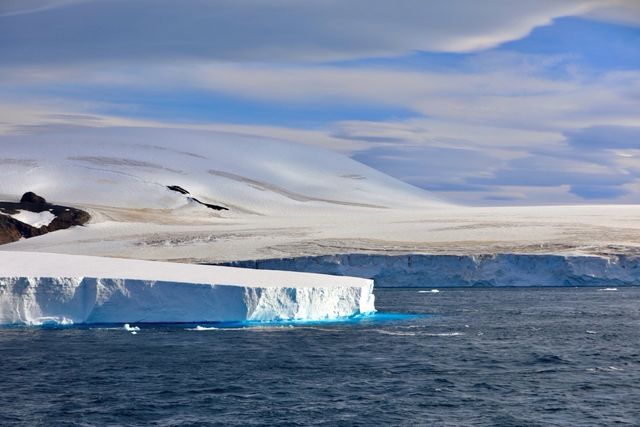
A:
[0,276,375,325]
[224,254,640,287]
[0,251,375,325]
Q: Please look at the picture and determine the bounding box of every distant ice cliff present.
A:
[224,253,640,287]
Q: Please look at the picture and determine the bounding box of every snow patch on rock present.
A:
[8,210,56,228]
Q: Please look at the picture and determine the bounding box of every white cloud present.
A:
[5,59,638,134]
[584,0,640,26]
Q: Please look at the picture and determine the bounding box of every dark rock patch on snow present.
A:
[167,185,190,195]
[0,192,91,245]
[20,191,47,204]
[167,185,228,211]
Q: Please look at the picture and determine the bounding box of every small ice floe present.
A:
[598,288,618,291]
[586,330,597,334]
[123,323,140,334]
[189,325,220,331]
[418,289,440,293]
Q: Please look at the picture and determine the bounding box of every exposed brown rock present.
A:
[0,216,26,244]
[0,192,91,245]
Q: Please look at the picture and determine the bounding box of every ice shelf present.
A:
[226,253,640,287]
[0,251,375,325]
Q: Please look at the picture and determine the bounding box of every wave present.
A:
[376,330,417,336]
[422,332,464,337]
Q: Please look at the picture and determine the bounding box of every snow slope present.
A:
[0,251,375,325]
[0,126,446,213]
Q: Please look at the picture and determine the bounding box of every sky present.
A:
[0,0,639,205]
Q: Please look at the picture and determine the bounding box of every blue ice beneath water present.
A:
[1,312,426,330]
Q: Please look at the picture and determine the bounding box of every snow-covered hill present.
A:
[0,126,447,214]
[1,126,640,267]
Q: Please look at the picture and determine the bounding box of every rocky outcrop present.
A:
[20,191,47,204]
[222,253,640,287]
[166,185,229,211]
[0,216,29,244]
[0,192,91,244]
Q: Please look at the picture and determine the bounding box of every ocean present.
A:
[1,287,638,426]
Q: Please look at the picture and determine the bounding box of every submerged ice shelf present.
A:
[0,252,375,325]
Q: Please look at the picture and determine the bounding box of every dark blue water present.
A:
[1,287,639,426]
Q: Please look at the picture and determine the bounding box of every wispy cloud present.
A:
[0,0,624,63]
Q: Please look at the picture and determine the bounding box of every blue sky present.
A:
[0,0,639,205]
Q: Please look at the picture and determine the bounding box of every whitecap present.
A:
[123,323,140,332]
[423,332,464,337]
[377,330,417,336]
[587,366,624,372]
[418,289,440,293]
[598,288,618,291]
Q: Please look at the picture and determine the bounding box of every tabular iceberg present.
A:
[0,251,375,325]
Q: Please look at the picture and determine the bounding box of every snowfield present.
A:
[0,126,442,213]
[1,126,640,285]
[0,251,375,325]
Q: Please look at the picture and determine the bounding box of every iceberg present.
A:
[0,251,375,325]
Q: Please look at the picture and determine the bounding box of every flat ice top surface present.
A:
[0,251,371,288]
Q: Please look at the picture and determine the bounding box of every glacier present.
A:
[0,252,375,325]
[224,253,640,287]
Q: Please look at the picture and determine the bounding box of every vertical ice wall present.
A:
[224,253,640,287]
[0,252,375,325]
[0,276,375,325]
